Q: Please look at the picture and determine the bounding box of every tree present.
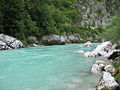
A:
[0,0,4,33]
[103,16,120,44]
[2,0,38,40]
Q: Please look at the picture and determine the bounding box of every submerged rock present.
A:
[97,72,119,90]
[0,34,24,50]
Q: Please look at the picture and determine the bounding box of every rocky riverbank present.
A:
[84,41,120,90]
[0,34,101,50]
[77,41,120,90]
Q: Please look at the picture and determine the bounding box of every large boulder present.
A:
[0,34,24,50]
[42,34,62,45]
[84,41,116,57]
[97,72,119,90]
[42,34,83,45]
[0,34,15,44]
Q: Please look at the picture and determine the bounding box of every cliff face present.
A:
[75,0,120,28]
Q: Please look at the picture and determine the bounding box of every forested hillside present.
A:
[0,0,120,44]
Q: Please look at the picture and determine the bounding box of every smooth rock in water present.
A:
[84,41,93,47]
[91,64,101,73]
[97,72,119,90]
[104,65,115,73]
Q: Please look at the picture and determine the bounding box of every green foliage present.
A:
[0,0,38,40]
[103,16,120,44]
[0,12,4,33]
[0,0,100,44]
[113,59,120,84]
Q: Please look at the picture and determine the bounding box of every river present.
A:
[0,43,101,90]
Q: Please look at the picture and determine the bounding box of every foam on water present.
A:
[0,43,101,90]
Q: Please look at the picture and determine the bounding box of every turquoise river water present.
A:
[0,43,102,90]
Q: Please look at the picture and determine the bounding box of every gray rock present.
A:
[42,34,83,45]
[0,34,24,50]
[68,34,83,43]
[42,34,62,45]
[0,41,10,50]
[0,34,15,44]
[28,36,38,44]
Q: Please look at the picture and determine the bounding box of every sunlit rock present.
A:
[97,72,119,90]
[84,41,116,57]
[84,41,93,47]
[0,34,24,50]
[95,60,106,65]
[104,65,115,73]
[91,64,101,73]
[0,41,10,50]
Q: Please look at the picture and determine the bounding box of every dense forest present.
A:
[0,0,120,44]
[0,0,103,43]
